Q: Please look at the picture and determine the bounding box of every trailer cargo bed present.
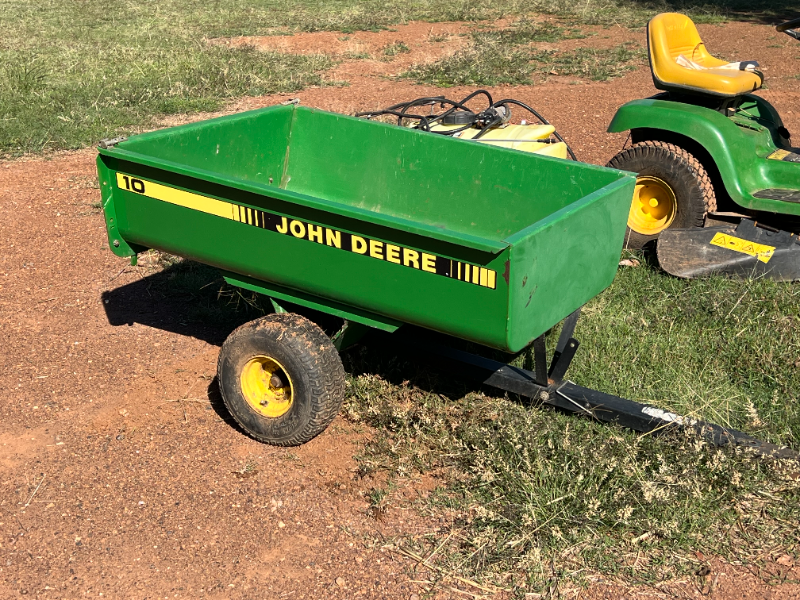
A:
[98,104,634,353]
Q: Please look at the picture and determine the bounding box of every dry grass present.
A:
[340,259,800,593]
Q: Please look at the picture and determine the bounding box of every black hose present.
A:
[491,98,577,160]
[356,91,577,160]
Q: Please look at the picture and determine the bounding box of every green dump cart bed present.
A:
[97,104,634,353]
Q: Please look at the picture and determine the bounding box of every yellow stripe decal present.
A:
[115,172,498,289]
[116,172,232,220]
[709,232,775,264]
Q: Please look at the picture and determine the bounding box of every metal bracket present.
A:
[99,136,128,149]
[96,162,140,258]
[532,335,548,386]
[331,320,370,352]
[549,307,582,381]
[270,298,287,314]
[549,338,579,382]
[222,272,402,332]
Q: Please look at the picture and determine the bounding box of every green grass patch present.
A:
[342,263,800,592]
[428,32,453,43]
[471,19,587,45]
[403,19,642,86]
[403,45,538,86]
[569,263,800,440]
[383,41,411,57]
[343,51,373,60]
[2,0,797,157]
[404,42,645,86]
[188,0,800,36]
[0,1,336,157]
[534,43,646,81]
[0,45,333,156]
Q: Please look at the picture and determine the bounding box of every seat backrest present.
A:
[647,12,763,98]
[648,13,719,90]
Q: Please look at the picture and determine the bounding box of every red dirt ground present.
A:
[2,19,799,600]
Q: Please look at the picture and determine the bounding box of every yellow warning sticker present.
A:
[767,148,800,163]
[709,232,775,263]
[767,149,791,161]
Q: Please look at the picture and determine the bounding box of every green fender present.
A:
[607,95,800,216]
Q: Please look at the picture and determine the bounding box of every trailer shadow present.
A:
[100,260,269,347]
[204,376,253,438]
[199,342,497,445]
[344,329,538,406]
[199,343,522,446]
[100,261,527,432]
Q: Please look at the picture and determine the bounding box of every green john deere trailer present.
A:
[96,103,796,459]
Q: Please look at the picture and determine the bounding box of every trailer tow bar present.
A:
[398,310,799,460]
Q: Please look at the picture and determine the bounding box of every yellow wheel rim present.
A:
[628,176,677,235]
[240,356,293,418]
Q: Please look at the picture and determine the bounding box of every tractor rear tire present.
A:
[217,313,345,446]
[607,140,716,249]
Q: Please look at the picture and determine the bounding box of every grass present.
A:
[470,19,587,45]
[2,0,797,156]
[428,32,453,43]
[179,0,800,36]
[403,21,645,86]
[534,43,645,81]
[405,44,645,86]
[383,41,411,57]
[343,51,373,60]
[403,45,539,86]
[567,267,800,436]
[0,46,333,157]
[0,2,335,157]
[341,261,800,593]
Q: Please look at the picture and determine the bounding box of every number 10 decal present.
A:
[120,174,146,194]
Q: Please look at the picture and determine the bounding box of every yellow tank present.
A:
[429,123,568,159]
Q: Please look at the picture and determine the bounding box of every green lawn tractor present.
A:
[607,12,800,280]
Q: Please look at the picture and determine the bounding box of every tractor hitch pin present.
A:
[555,382,595,418]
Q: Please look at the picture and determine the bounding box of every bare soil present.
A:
[2,19,800,600]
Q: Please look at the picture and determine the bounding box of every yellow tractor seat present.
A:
[648,13,763,98]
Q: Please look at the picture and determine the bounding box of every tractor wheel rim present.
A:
[628,176,677,235]
[240,356,293,418]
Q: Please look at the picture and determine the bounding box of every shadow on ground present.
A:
[632,1,800,23]
[100,260,517,408]
[101,260,268,346]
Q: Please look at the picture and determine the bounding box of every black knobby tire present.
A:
[607,140,716,249]
[217,313,345,446]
